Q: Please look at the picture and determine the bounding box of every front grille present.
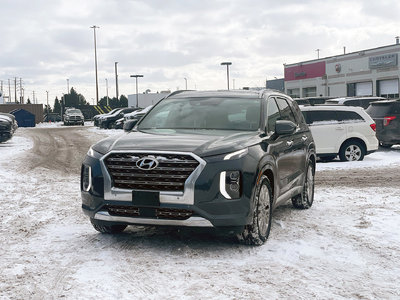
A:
[105,205,193,220]
[104,152,200,192]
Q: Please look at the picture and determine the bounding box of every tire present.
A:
[237,175,273,246]
[319,155,336,162]
[339,140,365,161]
[292,161,315,209]
[90,218,127,234]
[107,122,113,129]
[379,142,393,148]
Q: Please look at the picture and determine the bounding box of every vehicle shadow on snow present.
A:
[85,205,302,252]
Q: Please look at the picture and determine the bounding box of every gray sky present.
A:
[1,0,400,105]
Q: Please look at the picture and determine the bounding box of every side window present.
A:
[275,97,297,124]
[345,100,360,107]
[266,98,280,134]
[336,111,364,122]
[307,111,338,125]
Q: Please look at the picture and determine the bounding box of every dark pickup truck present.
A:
[81,89,316,245]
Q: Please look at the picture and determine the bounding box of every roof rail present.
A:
[164,90,193,99]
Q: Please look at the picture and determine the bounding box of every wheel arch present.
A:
[340,137,367,153]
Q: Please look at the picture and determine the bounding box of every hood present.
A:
[92,129,261,157]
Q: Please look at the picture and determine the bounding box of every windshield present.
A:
[67,109,81,114]
[138,97,261,131]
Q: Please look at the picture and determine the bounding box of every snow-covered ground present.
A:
[1,127,399,299]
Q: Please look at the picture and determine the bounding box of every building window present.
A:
[377,79,399,99]
[347,82,372,97]
[287,88,300,98]
[302,87,316,97]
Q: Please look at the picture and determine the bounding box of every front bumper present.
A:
[81,150,258,228]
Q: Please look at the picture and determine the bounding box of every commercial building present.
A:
[284,40,400,99]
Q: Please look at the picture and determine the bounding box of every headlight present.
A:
[87,147,103,159]
[220,170,241,199]
[81,165,92,192]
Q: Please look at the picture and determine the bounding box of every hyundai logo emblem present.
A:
[136,157,159,170]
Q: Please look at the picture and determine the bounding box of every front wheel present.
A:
[339,140,365,161]
[237,176,273,246]
[292,161,315,209]
[90,218,127,234]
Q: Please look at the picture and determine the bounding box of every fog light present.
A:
[220,171,241,199]
[82,165,92,192]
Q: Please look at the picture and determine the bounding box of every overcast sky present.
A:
[1,0,400,106]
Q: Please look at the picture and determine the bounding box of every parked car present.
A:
[301,105,378,161]
[81,89,316,245]
[0,112,18,143]
[366,99,400,148]
[93,108,121,127]
[117,105,154,129]
[324,96,386,109]
[294,96,333,106]
[44,113,62,122]
[64,108,84,126]
[99,107,140,129]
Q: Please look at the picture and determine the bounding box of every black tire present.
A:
[237,175,273,246]
[379,142,393,148]
[107,122,113,129]
[319,155,336,162]
[90,218,127,234]
[339,140,365,161]
[292,160,315,209]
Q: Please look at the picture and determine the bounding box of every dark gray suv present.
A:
[81,90,316,245]
[366,99,400,148]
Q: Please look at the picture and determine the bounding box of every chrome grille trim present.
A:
[100,150,206,205]
[104,152,200,192]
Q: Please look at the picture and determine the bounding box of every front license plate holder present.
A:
[132,191,160,207]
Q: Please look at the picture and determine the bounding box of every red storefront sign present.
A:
[284,61,326,81]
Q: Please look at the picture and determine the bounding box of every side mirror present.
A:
[275,120,296,136]
[123,119,139,132]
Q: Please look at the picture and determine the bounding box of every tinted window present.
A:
[303,111,338,125]
[336,111,364,122]
[366,103,400,117]
[275,97,297,124]
[266,98,280,134]
[344,100,360,106]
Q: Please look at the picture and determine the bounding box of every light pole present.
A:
[316,49,321,59]
[67,78,69,94]
[90,25,100,105]
[220,62,232,90]
[105,78,109,106]
[130,74,143,107]
[46,91,49,120]
[184,77,187,90]
[115,62,119,100]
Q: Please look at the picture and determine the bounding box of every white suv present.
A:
[300,106,378,161]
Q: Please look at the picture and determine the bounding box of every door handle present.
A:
[286,141,293,147]
[302,135,308,141]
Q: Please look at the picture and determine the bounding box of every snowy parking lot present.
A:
[1,124,399,299]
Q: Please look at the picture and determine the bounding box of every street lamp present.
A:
[184,77,187,90]
[90,25,100,105]
[220,62,232,90]
[130,75,143,107]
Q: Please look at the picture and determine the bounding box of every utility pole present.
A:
[19,78,23,103]
[33,91,35,104]
[184,77,187,90]
[0,80,3,93]
[115,62,119,100]
[14,78,17,103]
[105,78,109,106]
[90,25,100,105]
[8,79,11,102]
[67,78,69,94]
[46,91,49,118]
